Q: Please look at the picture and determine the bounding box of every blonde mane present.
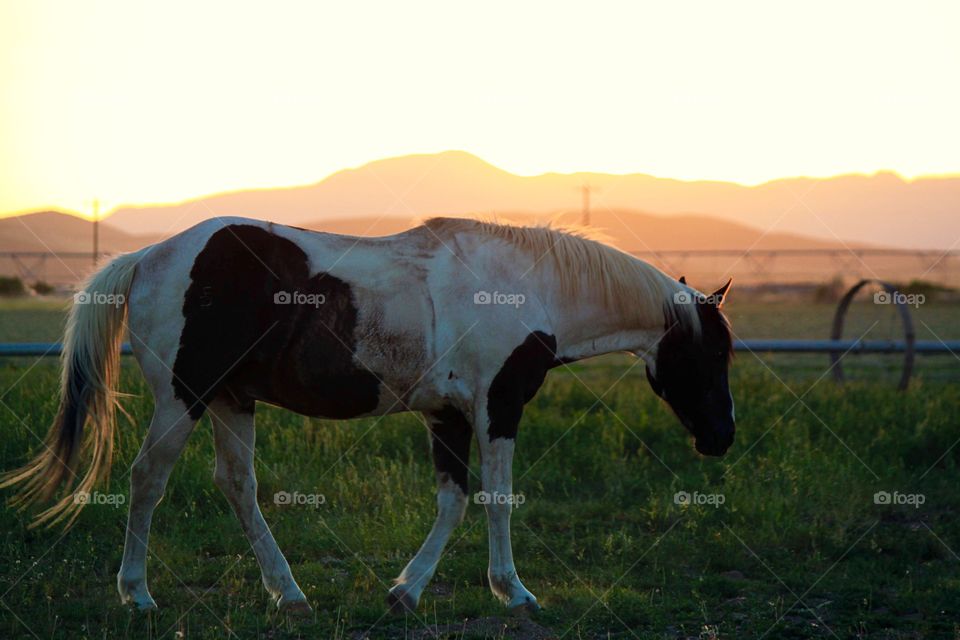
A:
[423,217,700,333]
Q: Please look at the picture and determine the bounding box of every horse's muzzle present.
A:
[695,435,733,457]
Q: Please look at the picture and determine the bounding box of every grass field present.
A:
[0,299,958,639]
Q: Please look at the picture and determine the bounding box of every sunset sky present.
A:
[1,0,957,217]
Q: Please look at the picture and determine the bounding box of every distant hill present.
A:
[102,151,960,248]
[0,211,157,253]
[0,211,159,285]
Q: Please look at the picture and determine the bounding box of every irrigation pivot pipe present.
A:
[829,279,916,390]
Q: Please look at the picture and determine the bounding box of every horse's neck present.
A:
[547,300,664,365]
[491,238,675,364]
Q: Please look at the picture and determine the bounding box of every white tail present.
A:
[0,250,143,528]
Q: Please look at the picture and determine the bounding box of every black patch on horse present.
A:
[429,406,472,495]
[172,224,381,420]
[486,331,557,441]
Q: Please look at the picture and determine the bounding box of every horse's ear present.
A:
[711,278,733,308]
[679,275,686,285]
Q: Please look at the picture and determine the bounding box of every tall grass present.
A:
[0,352,957,638]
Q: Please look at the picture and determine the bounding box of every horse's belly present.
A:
[238,361,420,420]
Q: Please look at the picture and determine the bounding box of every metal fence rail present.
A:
[0,343,134,356]
[735,340,960,354]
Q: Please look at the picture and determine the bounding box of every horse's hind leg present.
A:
[388,407,472,612]
[117,393,198,611]
[208,398,310,614]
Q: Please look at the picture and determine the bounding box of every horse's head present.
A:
[645,278,735,457]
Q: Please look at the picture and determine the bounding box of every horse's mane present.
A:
[422,217,701,333]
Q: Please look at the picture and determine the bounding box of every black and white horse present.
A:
[2,217,734,614]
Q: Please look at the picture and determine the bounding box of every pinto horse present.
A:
[1,217,734,614]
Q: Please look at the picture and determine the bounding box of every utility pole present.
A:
[581,184,593,226]
[92,199,99,268]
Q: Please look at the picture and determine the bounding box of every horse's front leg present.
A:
[475,409,539,612]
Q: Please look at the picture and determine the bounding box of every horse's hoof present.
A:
[509,598,541,616]
[278,599,313,617]
[386,589,417,615]
[128,598,158,613]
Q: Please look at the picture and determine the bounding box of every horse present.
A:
[1,216,735,615]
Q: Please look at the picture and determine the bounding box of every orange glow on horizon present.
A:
[3,158,958,224]
[1,1,958,216]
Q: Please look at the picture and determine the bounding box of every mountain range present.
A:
[0,211,153,253]
[100,150,958,249]
[1,151,957,254]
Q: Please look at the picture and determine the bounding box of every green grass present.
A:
[0,297,68,342]
[0,299,958,638]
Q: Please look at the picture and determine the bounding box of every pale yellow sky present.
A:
[1,0,957,217]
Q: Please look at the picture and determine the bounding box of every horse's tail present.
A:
[0,249,144,528]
